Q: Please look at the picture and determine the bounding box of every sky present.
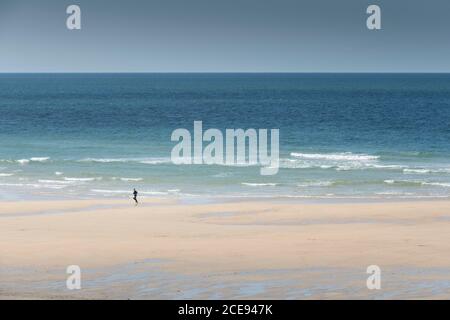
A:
[0,0,450,72]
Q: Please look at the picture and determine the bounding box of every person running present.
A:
[133,188,138,205]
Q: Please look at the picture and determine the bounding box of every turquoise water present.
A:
[0,73,450,200]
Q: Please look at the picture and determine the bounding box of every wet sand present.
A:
[1,198,450,299]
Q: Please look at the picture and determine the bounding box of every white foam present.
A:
[403,169,430,174]
[30,157,50,162]
[290,152,379,161]
[79,157,171,165]
[369,164,405,169]
[279,152,401,172]
[90,189,169,196]
[139,158,172,165]
[91,189,130,194]
[241,183,278,187]
[38,179,76,185]
[336,163,405,171]
[278,158,318,169]
[403,168,450,174]
[55,172,64,176]
[17,159,30,165]
[0,183,24,187]
[383,179,425,185]
[79,158,129,163]
[15,157,50,165]
[376,191,414,196]
[120,177,143,182]
[140,191,169,195]
[422,182,450,188]
[383,179,450,187]
[64,177,100,182]
[0,182,67,189]
[0,173,14,177]
[297,181,334,187]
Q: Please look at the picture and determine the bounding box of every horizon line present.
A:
[1,71,450,74]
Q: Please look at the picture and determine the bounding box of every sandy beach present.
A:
[1,198,450,299]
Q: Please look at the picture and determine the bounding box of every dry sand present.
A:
[1,198,450,299]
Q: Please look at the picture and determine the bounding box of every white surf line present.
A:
[0,201,174,218]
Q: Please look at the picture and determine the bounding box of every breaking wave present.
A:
[241,183,278,187]
[79,157,172,165]
[64,177,101,182]
[290,152,379,161]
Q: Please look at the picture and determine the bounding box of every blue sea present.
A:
[0,73,450,201]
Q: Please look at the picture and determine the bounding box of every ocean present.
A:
[0,73,449,201]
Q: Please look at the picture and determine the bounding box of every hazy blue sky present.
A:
[1,0,450,72]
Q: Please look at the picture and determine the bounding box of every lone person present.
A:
[133,188,138,205]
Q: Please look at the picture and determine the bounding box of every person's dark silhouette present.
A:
[133,188,138,205]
